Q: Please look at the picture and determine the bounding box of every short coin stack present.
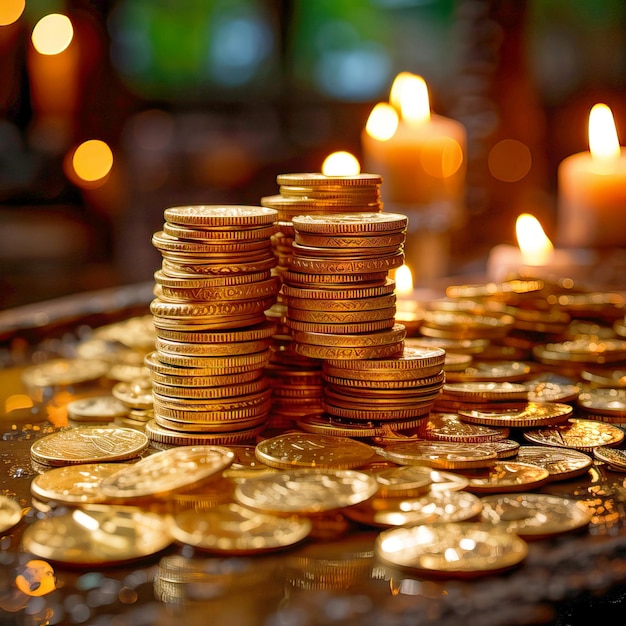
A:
[283,212,408,359]
[146,205,280,447]
[316,345,446,434]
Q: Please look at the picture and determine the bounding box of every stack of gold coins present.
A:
[317,345,446,434]
[147,205,281,446]
[284,212,407,359]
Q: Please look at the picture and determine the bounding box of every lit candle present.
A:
[361,73,466,283]
[486,213,596,283]
[557,103,626,248]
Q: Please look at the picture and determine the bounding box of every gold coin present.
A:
[578,388,626,417]
[276,172,383,187]
[30,462,132,505]
[30,426,149,466]
[296,413,425,438]
[153,399,272,423]
[21,358,110,389]
[21,506,172,565]
[153,230,275,253]
[293,341,404,361]
[514,446,593,482]
[423,412,510,443]
[377,441,497,470]
[525,380,581,403]
[283,270,389,286]
[153,388,271,412]
[287,306,396,324]
[523,418,625,451]
[581,367,626,388]
[292,212,407,234]
[345,489,482,528]
[153,413,268,433]
[441,382,528,402]
[0,495,22,533]
[281,277,396,300]
[445,279,544,299]
[324,370,444,390]
[255,432,376,470]
[295,232,405,248]
[445,360,534,383]
[163,205,278,227]
[288,253,404,275]
[323,400,433,422]
[157,279,279,303]
[154,349,271,370]
[406,336,489,355]
[375,522,528,578]
[234,468,378,515]
[291,242,401,258]
[459,461,551,493]
[155,337,271,358]
[155,268,272,288]
[458,402,573,429]
[372,465,436,498]
[287,294,397,314]
[112,379,153,409]
[593,446,626,470]
[471,439,520,459]
[66,395,128,423]
[99,445,234,500]
[145,351,265,380]
[325,345,445,372]
[150,297,276,319]
[287,318,395,335]
[533,338,626,365]
[151,378,268,400]
[145,419,264,446]
[479,493,591,539]
[322,363,443,383]
[160,257,277,276]
[170,503,311,554]
[293,323,405,347]
[155,320,276,343]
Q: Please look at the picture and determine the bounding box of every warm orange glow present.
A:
[488,139,532,182]
[420,137,464,179]
[322,151,361,176]
[516,213,554,265]
[5,394,34,413]
[395,264,414,296]
[31,14,73,55]
[589,103,621,169]
[0,0,25,26]
[71,140,114,185]
[398,74,430,127]
[15,560,56,596]
[365,103,399,141]
[389,72,414,111]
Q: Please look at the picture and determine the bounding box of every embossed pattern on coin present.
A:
[515,446,593,482]
[523,418,625,451]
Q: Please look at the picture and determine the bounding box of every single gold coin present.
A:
[66,395,128,423]
[277,172,383,187]
[523,418,625,451]
[21,358,110,389]
[234,468,378,515]
[293,341,404,361]
[145,419,264,446]
[479,493,591,539]
[423,412,510,443]
[296,413,425,438]
[514,446,593,482]
[375,522,528,578]
[281,277,396,300]
[254,432,376,470]
[292,212,407,234]
[112,379,154,409]
[533,338,626,365]
[163,205,278,227]
[377,441,497,470]
[0,495,22,533]
[459,461,551,493]
[294,232,404,249]
[21,506,172,565]
[170,503,312,554]
[458,402,573,429]
[593,446,626,471]
[30,462,133,505]
[30,426,149,466]
[287,305,397,324]
[345,489,483,528]
[99,446,235,500]
[442,382,529,402]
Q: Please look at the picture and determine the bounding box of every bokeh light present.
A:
[365,103,399,141]
[488,139,532,183]
[31,14,74,55]
[420,138,464,179]
[0,0,25,26]
[71,140,114,186]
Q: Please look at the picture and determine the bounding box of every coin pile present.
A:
[147,206,281,446]
[282,212,407,359]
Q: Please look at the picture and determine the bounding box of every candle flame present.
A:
[322,151,361,176]
[398,74,431,127]
[395,264,414,296]
[32,13,74,55]
[365,103,399,141]
[389,72,415,111]
[515,213,554,265]
[589,103,621,168]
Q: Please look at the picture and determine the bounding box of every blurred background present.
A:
[1,0,625,308]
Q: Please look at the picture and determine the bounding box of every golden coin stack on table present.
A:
[146,205,281,447]
[260,173,385,430]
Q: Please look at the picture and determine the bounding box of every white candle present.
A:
[557,103,626,248]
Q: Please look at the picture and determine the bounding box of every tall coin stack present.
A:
[260,173,384,429]
[146,205,280,447]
